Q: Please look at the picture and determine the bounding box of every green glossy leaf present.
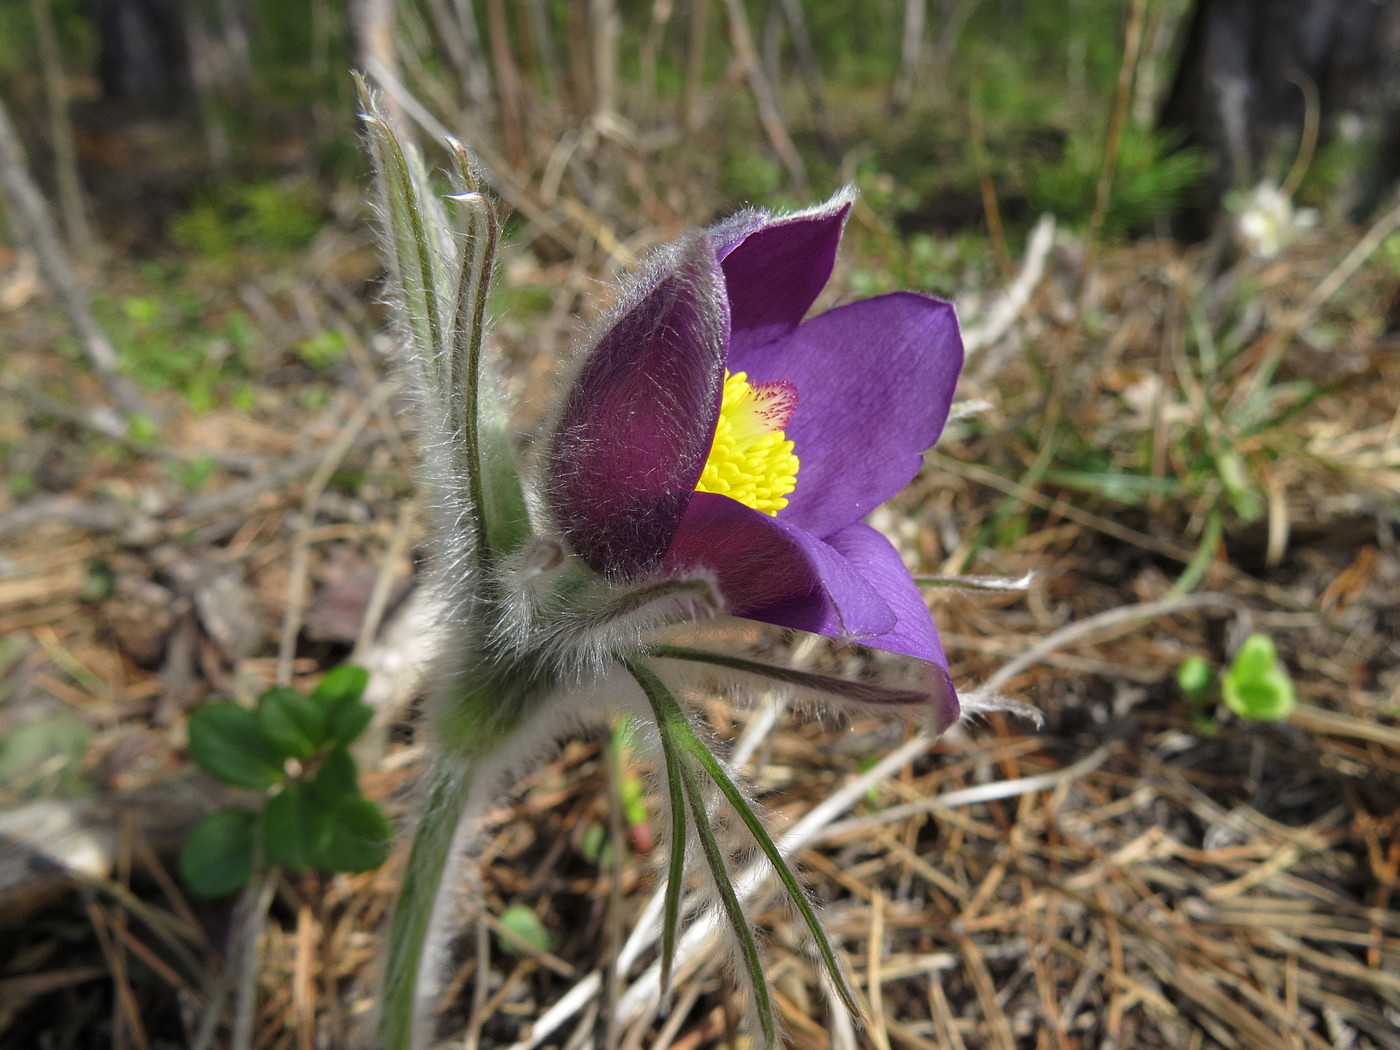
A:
[325,697,375,746]
[188,701,285,790]
[264,782,332,872]
[317,797,392,873]
[180,808,256,898]
[257,687,326,760]
[496,903,553,955]
[312,746,361,802]
[311,665,369,708]
[314,668,374,745]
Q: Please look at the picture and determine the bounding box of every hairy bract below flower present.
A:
[545,192,964,725]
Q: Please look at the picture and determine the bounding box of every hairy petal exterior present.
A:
[545,236,729,579]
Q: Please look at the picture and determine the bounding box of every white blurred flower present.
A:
[1235,181,1317,259]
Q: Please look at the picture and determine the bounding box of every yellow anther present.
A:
[695,370,799,515]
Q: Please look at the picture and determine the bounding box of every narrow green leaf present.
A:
[318,797,393,874]
[651,644,934,706]
[626,660,774,1044]
[257,687,326,760]
[180,808,256,898]
[676,730,776,1047]
[264,782,331,872]
[626,667,689,994]
[188,701,285,790]
[633,659,861,1020]
[1168,509,1222,598]
[1042,469,1184,502]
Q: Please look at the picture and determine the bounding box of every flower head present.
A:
[545,192,965,725]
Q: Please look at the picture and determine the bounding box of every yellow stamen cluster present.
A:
[695,370,799,515]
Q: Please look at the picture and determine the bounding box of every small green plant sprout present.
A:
[495,903,555,956]
[1221,634,1297,721]
[1176,633,1297,729]
[178,665,391,898]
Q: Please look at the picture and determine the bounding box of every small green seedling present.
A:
[179,665,392,898]
[1220,634,1296,721]
[1177,633,1297,729]
[496,903,554,956]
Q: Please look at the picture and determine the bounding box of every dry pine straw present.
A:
[0,231,1397,1049]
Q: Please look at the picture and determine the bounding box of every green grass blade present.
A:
[1168,508,1222,598]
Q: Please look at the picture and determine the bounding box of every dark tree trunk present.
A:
[92,0,190,104]
[1158,0,1400,238]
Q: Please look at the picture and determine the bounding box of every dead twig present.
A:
[0,94,150,426]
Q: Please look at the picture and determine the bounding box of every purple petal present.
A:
[662,493,897,641]
[732,292,963,538]
[814,523,957,727]
[719,193,852,354]
[823,524,949,668]
[545,236,728,579]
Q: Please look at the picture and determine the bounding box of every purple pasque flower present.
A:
[544,191,964,723]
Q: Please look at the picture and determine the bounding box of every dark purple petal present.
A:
[663,493,897,641]
[732,292,963,538]
[719,193,852,354]
[545,236,728,579]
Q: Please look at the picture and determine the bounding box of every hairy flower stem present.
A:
[379,757,477,1050]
